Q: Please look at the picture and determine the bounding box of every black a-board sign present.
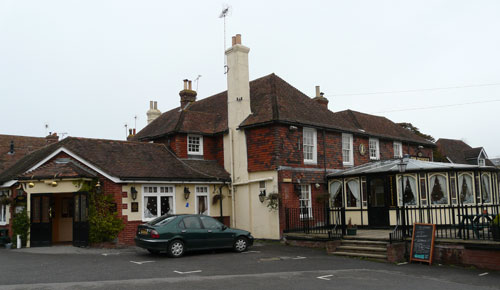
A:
[409,223,436,265]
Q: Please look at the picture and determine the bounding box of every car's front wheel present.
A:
[168,240,185,258]
[233,236,248,252]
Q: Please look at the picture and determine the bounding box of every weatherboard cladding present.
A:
[134,73,433,146]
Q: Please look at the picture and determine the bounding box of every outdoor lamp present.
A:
[28,182,35,188]
[95,181,102,194]
[131,187,138,200]
[397,155,409,173]
[51,181,58,187]
[184,187,191,200]
[259,189,266,203]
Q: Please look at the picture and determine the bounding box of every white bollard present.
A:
[17,235,21,249]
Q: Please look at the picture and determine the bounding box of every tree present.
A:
[397,122,435,142]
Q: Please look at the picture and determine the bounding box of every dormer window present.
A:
[478,158,485,167]
[188,135,203,155]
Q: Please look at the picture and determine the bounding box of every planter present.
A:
[347,228,357,236]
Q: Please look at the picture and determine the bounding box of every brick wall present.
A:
[203,135,224,166]
[246,126,278,172]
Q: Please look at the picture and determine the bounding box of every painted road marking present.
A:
[174,270,202,274]
[292,256,306,260]
[130,261,155,265]
[317,275,334,281]
[102,253,120,256]
[397,262,408,266]
[479,272,489,276]
[242,250,261,254]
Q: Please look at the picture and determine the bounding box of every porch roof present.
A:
[327,158,498,178]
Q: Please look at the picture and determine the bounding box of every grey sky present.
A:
[1,1,499,157]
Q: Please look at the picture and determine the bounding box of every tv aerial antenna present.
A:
[219,4,232,74]
[194,75,202,91]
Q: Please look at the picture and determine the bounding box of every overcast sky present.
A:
[1,1,499,157]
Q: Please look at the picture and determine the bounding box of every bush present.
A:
[88,191,124,243]
[11,208,30,247]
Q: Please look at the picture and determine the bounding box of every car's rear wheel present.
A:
[233,236,248,252]
[168,240,185,258]
[147,249,160,255]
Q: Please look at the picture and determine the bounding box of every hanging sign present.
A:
[409,223,436,265]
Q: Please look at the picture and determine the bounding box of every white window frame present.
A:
[195,185,210,215]
[369,138,380,160]
[458,172,475,204]
[478,158,485,167]
[142,185,175,222]
[393,141,402,158]
[342,133,354,166]
[187,134,203,155]
[480,172,492,204]
[0,190,8,225]
[428,173,449,205]
[344,178,361,208]
[299,184,312,219]
[397,174,419,206]
[303,128,317,164]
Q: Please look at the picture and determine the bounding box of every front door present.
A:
[73,192,89,247]
[368,178,389,227]
[30,194,52,247]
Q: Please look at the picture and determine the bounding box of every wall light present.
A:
[51,181,58,187]
[131,187,138,200]
[184,187,191,200]
[28,182,35,188]
[259,189,266,203]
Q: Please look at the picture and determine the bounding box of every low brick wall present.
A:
[387,242,406,263]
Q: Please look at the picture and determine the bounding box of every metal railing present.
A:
[396,203,500,241]
[284,206,345,239]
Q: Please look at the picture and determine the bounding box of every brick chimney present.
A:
[179,79,197,109]
[45,132,59,144]
[147,101,161,124]
[225,34,251,130]
[312,85,329,109]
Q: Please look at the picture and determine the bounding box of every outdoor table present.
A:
[457,213,495,239]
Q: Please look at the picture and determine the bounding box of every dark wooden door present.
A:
[73,192,89,247]
[368,177,390,227]
[30,194,52,247]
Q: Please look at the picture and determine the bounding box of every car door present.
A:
[179,216,209,250]
[200,216,234,248]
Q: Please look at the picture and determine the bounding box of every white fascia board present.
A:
[0,180,18,188]
[232,177,274,186]
[26,147,121,183]
[120,180,226,184]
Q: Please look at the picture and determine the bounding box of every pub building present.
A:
[327,156,499,229]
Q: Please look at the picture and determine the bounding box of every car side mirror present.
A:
[221,225,227,231]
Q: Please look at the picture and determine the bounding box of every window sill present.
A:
[0,222,7,226]
[304,160,317,165]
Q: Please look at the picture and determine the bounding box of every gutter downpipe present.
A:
[230,129,236,227]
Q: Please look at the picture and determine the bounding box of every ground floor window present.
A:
[458,173,474,204]
[143,186,174,221]
[0,190,9,224]
[481,173,492,203]
[329,180,343,207]
[299,184,312,218]
[398,175,417,206]
[429,174,448,205]
[195,186,209,215]
[346,178,360,208]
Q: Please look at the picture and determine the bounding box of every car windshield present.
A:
[147,215,177,226]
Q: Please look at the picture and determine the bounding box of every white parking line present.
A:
[397,262,408,266]
[173,270,202,274]
[317,275,334,281]
[102,253,120,256]
[130,261,155,265]
[292,256,306,260]
[479,272,489,276]
[242,250,261,254]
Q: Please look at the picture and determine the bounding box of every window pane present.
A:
[346,180,360,207]
[401,176,417,206]
[144,196,158,218]
[197,196,208,215]
[200,216,222,229]
[41,196,50,223]
[81,195,88,222]
[183,216,202,229]
[160,196,172,215]
[430,175,448,204]
[188,136,201,153]
[459,174,474,204]
[481,174,491,203]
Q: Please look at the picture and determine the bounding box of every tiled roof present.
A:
[19,159,97,180]
[436,138,494,166]
[334,110,435,145]
[134,74,433,145]
[1,137,230,184]
[0,134,53,173]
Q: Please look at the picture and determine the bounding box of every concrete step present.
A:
[336,245,387,253]
[340,239,388,247]
[332,251,388,260]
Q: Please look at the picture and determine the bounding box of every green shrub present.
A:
[11,208,30,247]
[88,191,124,243]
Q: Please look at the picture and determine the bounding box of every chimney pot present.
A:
[133,128,136,135]
[232,36,236,46]
[188,80,192,90]
[154,101,157,110]
[183,79,188,90]
[235,34,242,45]
[315,86,320,98]
[150,101,153,109]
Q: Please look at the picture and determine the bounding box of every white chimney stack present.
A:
[146,100,161,124]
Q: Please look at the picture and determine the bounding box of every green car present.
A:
[134,214,254,257]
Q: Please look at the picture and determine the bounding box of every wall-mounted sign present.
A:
[359,144,366,156]
[411,156,430,162]
[131,202,139,213]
